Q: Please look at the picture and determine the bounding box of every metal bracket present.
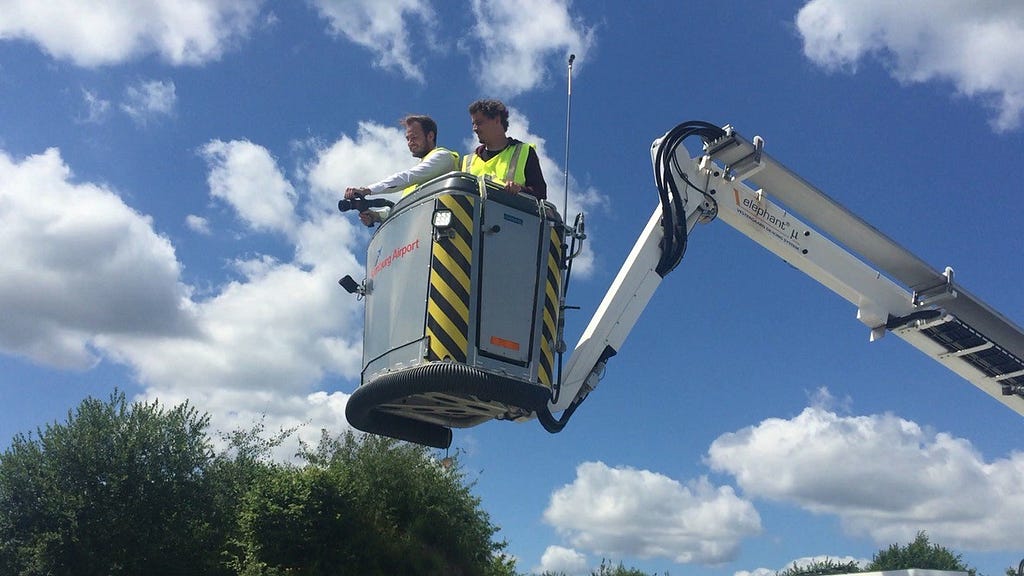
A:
[727,135,765,182]
[913,266,958,307]
[338,275,367,298]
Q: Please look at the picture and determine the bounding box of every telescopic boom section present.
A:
[552,123,1024,418]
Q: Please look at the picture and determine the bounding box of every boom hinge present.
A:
[913,266,957,307]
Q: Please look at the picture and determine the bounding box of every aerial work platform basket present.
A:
[344,172,565,448]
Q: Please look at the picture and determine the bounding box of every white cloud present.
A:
[79,88,111,124]
[0,0,264,66]
[92,131,400,449]
[121,79,177,125]
[544,461,762,564]
[735,567,774,576]
[142,386,354,462]
[0,134,371,457]
[186,214,212,235]
[304,121,419,203]
[795,0,1024,132]
[102,137,366,453]
[534,545,589,576]
[468,0,596,98]
[309,0,436,83]
[706,405,1024,550]
[200,139,298,235]
[0,147,196,369]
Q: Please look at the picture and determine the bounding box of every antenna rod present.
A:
[554,53,577,406]
[563,53,575,216]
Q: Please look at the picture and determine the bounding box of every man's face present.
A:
[405,121,433,158]
[470,111,503,145]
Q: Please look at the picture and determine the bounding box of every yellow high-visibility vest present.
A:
[461,141,532,187]
[402,146,460,196]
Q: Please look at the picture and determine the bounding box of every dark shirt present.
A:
[473,138,547,200]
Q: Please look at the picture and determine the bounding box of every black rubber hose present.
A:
[653,121,726,276]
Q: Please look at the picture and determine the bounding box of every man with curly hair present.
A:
[463,99,547,200]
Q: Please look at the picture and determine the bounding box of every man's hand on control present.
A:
[345,187,371,200]
[358,210,381,227]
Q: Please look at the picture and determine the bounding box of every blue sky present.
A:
[2,1,1023,575]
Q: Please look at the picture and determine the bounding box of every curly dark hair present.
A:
[468,99,509,131]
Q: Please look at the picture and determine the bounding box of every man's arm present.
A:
[366,148,454,195]
[522,147,547,200]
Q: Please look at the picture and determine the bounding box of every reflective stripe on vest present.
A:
[402,147,460,196]
[461,142,530,187]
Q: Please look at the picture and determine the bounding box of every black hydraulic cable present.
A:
[543,121,727,433]
[655,126,691,273]
[653,121,726,275]
[539,346,615,434]
[537,395,582,433]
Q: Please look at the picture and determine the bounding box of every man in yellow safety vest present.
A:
[462,99,547,200]
[345,115,459,226]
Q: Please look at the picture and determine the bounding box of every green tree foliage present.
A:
[539,558,667,576]
[865,532,975,576]
[2,391,1000,576]
[591,558,666,575]
[207,418,297,574]
[777,558,862,576]
[1,393,519,576]
[0,390,225,576]
[232,430,511,576]
[1006,559,1024,576]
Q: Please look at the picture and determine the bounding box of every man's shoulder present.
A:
[425,146,459,161]
[509,138,536,152]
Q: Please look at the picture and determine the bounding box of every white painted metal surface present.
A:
[553,123,1024,418]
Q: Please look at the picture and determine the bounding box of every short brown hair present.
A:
[468,99,509,131]
[401,114,438,141]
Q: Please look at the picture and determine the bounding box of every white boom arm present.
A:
[552,123,1024,418]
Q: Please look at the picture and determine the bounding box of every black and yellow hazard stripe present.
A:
[538,226,563,387]
[426,194,475,362]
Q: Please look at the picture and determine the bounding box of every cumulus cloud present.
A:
[0,147,196,369]
[185,214,212,235]
[201,139,298,235]
[121,79,177,125]
[707,405,1024,550]
[795,0,1024,131]
[102,252,360,388]
[468,0,596,97]
[304,121,420,202]
[101,137,367,453]
[535,545,589,575]
[309,0,436,82]
[0,0,264,66]
[0,129,383,455]
[544,461,762,564]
